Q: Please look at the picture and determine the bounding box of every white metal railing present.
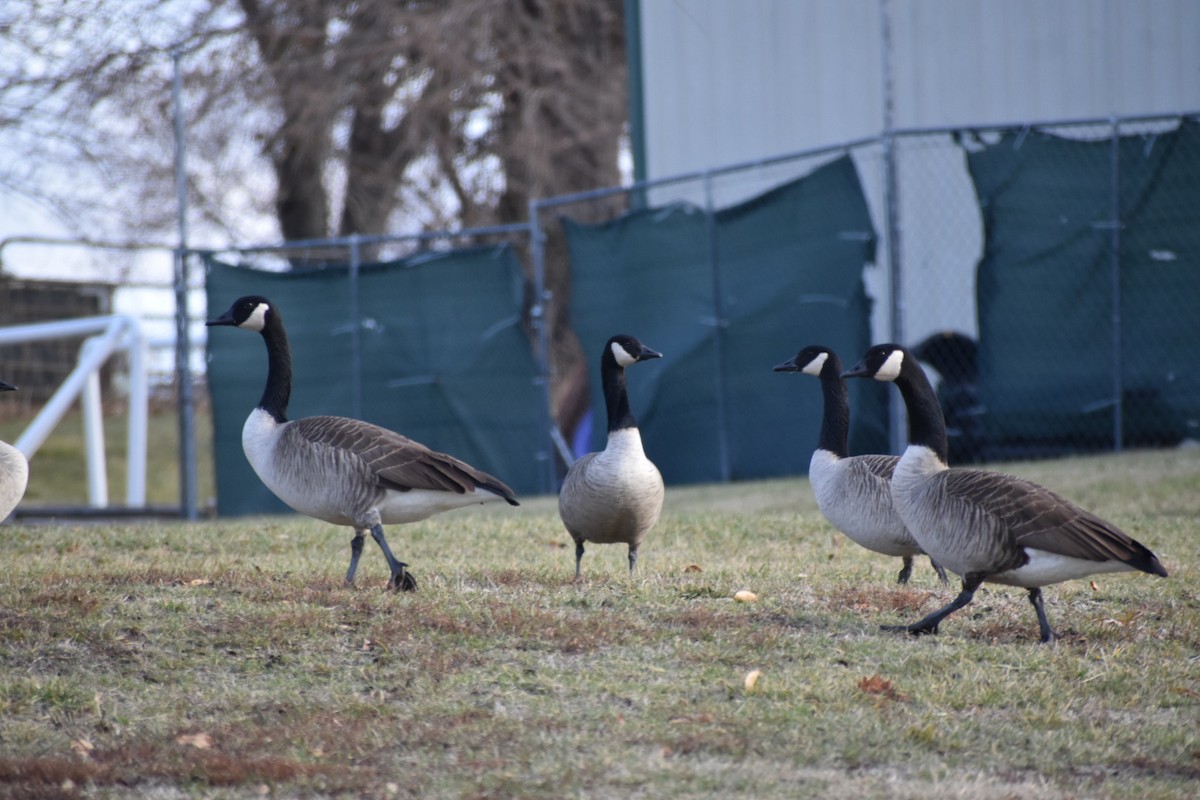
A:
[0,315,148,508]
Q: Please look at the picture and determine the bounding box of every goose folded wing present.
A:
[289,416,515,498]
[942,470,1151,564]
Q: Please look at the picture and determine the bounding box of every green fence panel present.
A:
[563,155,883,485]
[968,122,1200,450]
[205,245,542,517]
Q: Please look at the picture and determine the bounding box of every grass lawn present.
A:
[0,447,1197,798]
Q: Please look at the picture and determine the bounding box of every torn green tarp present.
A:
[562,155,884,484]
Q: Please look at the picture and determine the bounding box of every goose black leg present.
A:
[574,540,585,580]
[930,558,950,585]
[883,575,984,636]
[345,530,366,585]
[370,523,417,591]
[628,544,639,575]
[896,556,914,584]
[1027,587,1057,643]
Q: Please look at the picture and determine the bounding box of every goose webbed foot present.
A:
[370,523,417,592]
[388,563,417,592]
[882,579,981,639]
[881,621,939,636]
[896,556,914,585]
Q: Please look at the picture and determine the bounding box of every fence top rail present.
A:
[532,109,1200,214]
[890,109,1200,140]
[193,222,535,258]
[533,135,880,212]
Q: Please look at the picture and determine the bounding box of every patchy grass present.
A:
[0,448,1197,798]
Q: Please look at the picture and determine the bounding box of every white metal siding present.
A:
[636,0,1200,351]
[640,0,1200,179]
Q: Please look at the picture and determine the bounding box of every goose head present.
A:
[773,345,835,377]
[207,295,275,333]
[605,335,662,368]
[842,344,907,383]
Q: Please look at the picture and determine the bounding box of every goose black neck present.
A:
[258,314,292,423]
[601,357,637,433]
[817,358,850,458]
[894,358,948,462]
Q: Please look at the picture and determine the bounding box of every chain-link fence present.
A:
[11,111,1195,516]
[531,111,1200,483]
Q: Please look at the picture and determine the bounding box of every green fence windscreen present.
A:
[968,122,1200,449]
[562,155,885,484]
[205,245,543,517]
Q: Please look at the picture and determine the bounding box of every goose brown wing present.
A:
[289,415,518,502]
[941,469,1164,572]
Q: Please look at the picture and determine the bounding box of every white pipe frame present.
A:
[0,315,148,508]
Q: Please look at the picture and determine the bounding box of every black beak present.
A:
[773,357,799,372]
[0,381,16,392]
[205,309,238,327]
[639,346,663,361]
[841,360,871,379]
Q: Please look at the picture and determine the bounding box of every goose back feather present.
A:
[559,335,664,577]
[775,346,945,584]
[844,344,1167,641]
[209,295,519,591]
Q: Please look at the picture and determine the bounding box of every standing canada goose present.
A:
[0,381,29,521]
[207,295,519,591]
[843,343,1168,642]
[559,334,664,578]
[774,345,947,585]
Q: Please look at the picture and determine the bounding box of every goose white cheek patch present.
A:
[801,351,828,377]
[243,303,269,332]
[611,341,638,367]
[875,349,904,382]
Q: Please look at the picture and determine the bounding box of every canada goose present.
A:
[207,295,519,591]
[843,343,1168,642]
[0,381,29,521]
[559,335,664,578]
[773,345,947,584]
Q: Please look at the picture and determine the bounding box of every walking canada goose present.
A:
[559,334,664,578]
[207,295,519,591]
[774,345,947,585]
[843,343,1168,642]
[0,381,29,521]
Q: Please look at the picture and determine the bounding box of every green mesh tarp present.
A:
[563,155,884,484]
[968,122,1200,448]
[205,245,542,517]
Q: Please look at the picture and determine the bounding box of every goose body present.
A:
[843,344,1168,642]
[559,335,664,578]
[208,295,519,591]
[774,346,946,584]
[0,381,28,521]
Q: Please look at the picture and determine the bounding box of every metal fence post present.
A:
[880,0,906,457]
[528,200,557,494]
[703,173,732,482]
[172,49,199,520]
[1109,116,1124,452]
[348,234,363,420]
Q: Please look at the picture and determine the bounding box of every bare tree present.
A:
[0,0,626,430]
[1,0,625,232]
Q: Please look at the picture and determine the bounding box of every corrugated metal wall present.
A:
[635,0,1200,348]
[639,0,1200,179]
